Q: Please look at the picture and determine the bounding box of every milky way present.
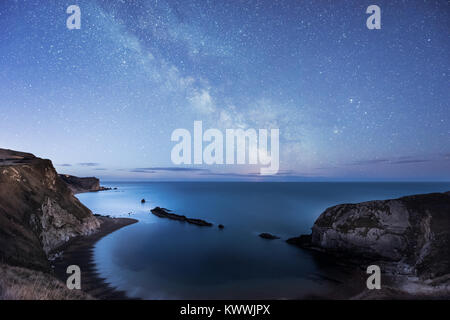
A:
[0,0,448,180]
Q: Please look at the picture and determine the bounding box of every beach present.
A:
[52,216,138,299]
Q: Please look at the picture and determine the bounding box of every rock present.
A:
[259,233,280,240]
[151,207,213,227]
[288,191,450,281]
[141,199,146,203]
[59,174,111,194]
[0,148,100,271]
[218,224,224,229]
[286,234,311,246]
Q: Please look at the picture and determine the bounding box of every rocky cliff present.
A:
[288,192,450,282]
[0,148,100,271]
[59,174,103,194]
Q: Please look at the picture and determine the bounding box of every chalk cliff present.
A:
[288,192,450,282]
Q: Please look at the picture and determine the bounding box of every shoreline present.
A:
[52,216,138,300]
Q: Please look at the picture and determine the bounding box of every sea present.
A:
[76,182,450,299]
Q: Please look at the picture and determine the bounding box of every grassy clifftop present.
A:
[0,263,92,300]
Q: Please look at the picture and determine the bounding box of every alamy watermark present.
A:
[366,5,381,30]
[66,5,81,30]
[66,4,381,31]
[366,265,381,290]
[66,265,81,290]
[171,121,279,175]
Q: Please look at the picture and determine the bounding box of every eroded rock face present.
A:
[308,192,450,279]
[36,198,100,254]
[0,148,100,271]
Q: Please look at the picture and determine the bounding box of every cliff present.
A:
[0,148,100,271]
[59,174,106,194]
[288,192,450,282]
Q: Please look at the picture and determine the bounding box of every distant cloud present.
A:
[56,163,72,167]
[130,167,210,173]
[315,166,340,170]
[94,168,108,171]
[198,169,308,178]
[198,172,260,177]
[347,156,432,166]
[390,159,430,165]
[348,159,389,166]
[78,162,100,167]
[129,169,156,173]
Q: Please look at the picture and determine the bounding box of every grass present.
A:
[0,263,93,300]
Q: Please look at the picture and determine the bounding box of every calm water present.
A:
[77,182,450,299]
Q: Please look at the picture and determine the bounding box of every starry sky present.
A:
[0,0,449,181]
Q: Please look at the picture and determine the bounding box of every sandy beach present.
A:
[52,216,138,300]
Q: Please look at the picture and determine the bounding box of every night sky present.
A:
[0,0,449,181]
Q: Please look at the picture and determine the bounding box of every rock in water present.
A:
[288,191,450,280]
[0,148,100,271]
[151,207,213,227]
[259,233,280,240]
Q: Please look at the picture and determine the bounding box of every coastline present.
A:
[52,216,138,300]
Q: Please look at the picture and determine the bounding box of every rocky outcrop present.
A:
[288,192,450,281]
[0,148,100,271]
[259,233,280,240]
[151,207,213,227]
[286,234,311,246]
[58,174,111,194]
